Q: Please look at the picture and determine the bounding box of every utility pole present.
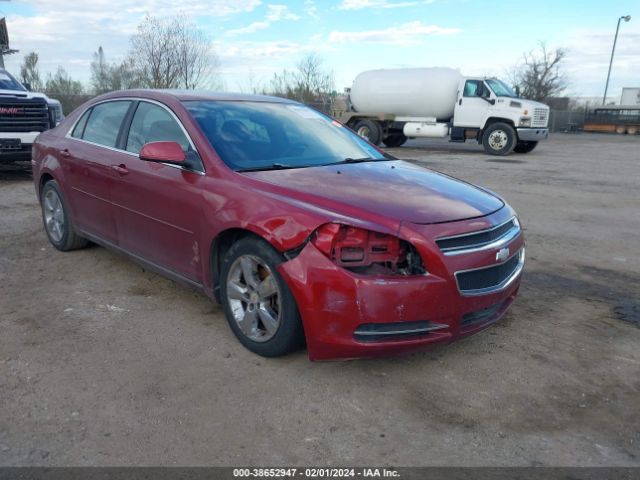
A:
[602,15,631,105]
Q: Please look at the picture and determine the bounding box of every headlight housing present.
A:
[311,223,427,276]
[519,117,531,127]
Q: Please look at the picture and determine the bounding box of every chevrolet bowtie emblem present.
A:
[496,247,510,263]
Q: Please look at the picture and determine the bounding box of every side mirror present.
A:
[514,85,521,97]
[139,141,186,164]
[23,82,32,91]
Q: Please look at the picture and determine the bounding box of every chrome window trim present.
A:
[438,216,520,256]
[64,97,205,176]
[455,247,525,297]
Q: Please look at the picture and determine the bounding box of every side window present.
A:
[463,80,480,97]
[82,101,131,148]
[126,102,190,154]
[70,109,91,138]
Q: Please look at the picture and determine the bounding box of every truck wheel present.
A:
[513,141,538,153]
[383,134,407,148]
[353,119,382,145]
[482,122,516,156]
[40,180,89,251]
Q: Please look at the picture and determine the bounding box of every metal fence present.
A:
[548,110,587,133]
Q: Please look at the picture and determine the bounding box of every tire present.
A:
[40,180,89,251]
[482,122,516,156]
[626,126,637,135]
[383,133,407,148]
[513,141,538,154]
[352,119,382,145]
[615,126,626,134]
[219,236,304,357]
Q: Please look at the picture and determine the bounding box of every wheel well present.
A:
[210,228,261,302]
[39,173,55,198]
[479,118,516,143]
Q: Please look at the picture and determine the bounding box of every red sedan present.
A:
[32,90,524,361]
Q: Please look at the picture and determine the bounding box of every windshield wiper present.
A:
[237,163,311,172]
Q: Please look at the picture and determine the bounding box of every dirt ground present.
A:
[0,133,638,466]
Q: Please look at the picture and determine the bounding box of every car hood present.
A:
[242,160,504,224]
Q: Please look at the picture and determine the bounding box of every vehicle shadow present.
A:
[0,163,32,182]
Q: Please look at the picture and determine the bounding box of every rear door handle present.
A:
[61,148,71,158]
[111,164,129,175]
[459,99,462,106]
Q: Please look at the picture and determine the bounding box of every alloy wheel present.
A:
[43,189,65,243]
[226,254,282,342]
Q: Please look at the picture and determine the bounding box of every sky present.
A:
[1,0,638,100]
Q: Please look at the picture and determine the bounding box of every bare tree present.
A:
[109,58,145,90]
[19,52,43,91]
[44,66,84,96]
[174,17,216,89]
[265,53,334,109]
[509,42,568,103]
[91,47,144,94]
[129,15,216,90]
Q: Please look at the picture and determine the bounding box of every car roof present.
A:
[96,89,297,104]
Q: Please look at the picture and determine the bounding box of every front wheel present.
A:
[220,237,304,357]
[513,141,538,153]
[482,122,516,156]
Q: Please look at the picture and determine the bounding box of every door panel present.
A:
[64,101,132,242]
[454,80,490,127]
[111,101,205,282]
[111,160,204,281]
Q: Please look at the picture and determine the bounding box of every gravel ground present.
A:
[0,133,638,466]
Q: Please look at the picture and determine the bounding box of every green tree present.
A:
[44,67,84,96]
[19,52,43,91]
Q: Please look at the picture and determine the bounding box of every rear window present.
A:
[82,101,131,148]
[71,109,91,139]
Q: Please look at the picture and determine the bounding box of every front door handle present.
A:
[459,99,462,106]
[60,148,71,158]
[111,164,129,175]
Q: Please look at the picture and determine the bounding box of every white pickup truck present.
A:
[0,68,63,163]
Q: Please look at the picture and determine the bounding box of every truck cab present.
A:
[0,68,63,164]
[453,77,549,154]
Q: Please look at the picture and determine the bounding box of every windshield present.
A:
[485,79,518,98]
[0,70,27,92]
[183,100,386,171]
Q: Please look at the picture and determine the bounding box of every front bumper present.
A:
[278,208,525,361]
[516,127,549,142]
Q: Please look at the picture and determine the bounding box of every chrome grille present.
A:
[455,248,525,296]
[0,97,50,133]
[436,217,520,255]
[532,108,548,127]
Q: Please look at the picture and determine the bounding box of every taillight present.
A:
[311,223,426,276]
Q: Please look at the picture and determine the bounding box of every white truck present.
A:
[332,67,550,155]
[0,68,63,164]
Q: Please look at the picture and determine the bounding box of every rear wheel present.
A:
[482,122,516,156]
[352,119,382,145]
[40,180,89,251]
[220,237,304,357]
[383,133,407,148]
[513,141,538,153]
